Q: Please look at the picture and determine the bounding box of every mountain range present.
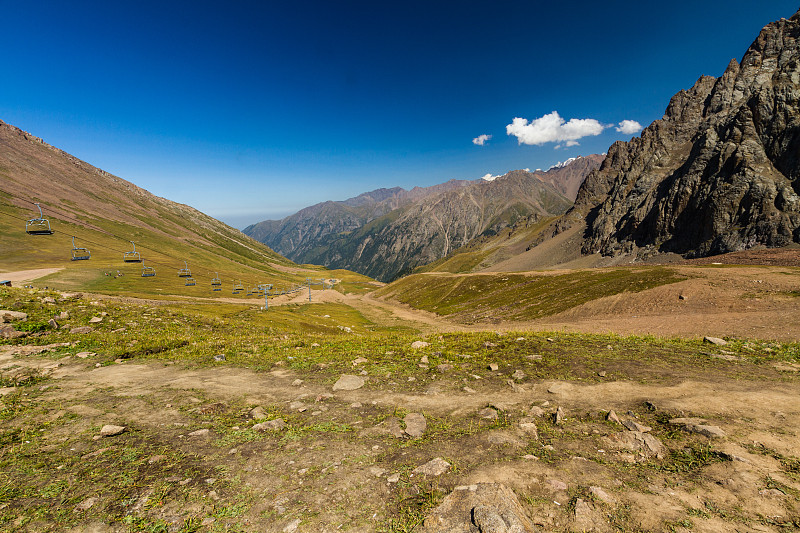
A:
[243,155,603,281]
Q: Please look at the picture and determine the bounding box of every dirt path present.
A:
[0,267,63,284]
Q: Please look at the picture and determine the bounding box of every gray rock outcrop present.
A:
[420,483,536,532]
[565,10,800,258]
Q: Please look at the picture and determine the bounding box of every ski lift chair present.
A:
[232,280,243,294]
[211,273,222,291]
[185,277,196,286]
[178,261,192,277]
[123,241,142,263]
[70,236,91,261]
[25,203,54,235]
[141,261,156,277]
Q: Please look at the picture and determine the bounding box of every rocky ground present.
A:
[1,281,799,532]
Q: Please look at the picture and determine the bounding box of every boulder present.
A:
[404,412,427,438]
[252,419,286,432]
[332,374,365,391]
[413,457,450,476]
[99,425,126,437]
[0,310,27,322]
[420,483,535,533]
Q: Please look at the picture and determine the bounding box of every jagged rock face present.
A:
[246,169,577,282]
[573,11,800,257]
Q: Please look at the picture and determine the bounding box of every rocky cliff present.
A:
[569,10,800,258]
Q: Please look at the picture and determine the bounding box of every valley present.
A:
[1,7,799,533]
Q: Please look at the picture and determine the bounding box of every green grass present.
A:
[375,267,686,322]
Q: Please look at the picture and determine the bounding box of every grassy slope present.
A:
[375,267,686,322]
[414,215,560,275]
[0,122,374,297]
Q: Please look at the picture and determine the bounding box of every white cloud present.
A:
[506,111,606,146]
[472,134,492,146]
[481,173,501,181]
[616,119,643,135]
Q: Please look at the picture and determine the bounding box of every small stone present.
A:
[689,424,727,439]
[528,406,545,417]
[703,336,728,346]
[213,354,226,362]
[58,311,69,320]
[483,341,497,348]
[598,370,607,377]
[148,455,167,464]
[487,363,499,371]
[553,406,565,425]
[208,490,220,501]
[48,318,58,329]
[679,294,687,300]
[387,473,401,483]
[413,457,450,476]
[291,379,303,387]
[436,363,453,372]
[463,387,476,393]
[188,429,210,437]
[74,496,98,512]
[311,342,320,347]
[607,410,621,424]
[332,374,365,391]
[70,326,94,334]
[350,402,362,408]
[411,341,429,349]
[478,407,498,420]
[250,406,267,420]
[369,466,386,477]
[88,316,103,324]
[289,401,306,411]
[420,355,429,364]
[622,420,652,433]
[252,418,287,432]
[518,418,538,438]
[352,357,368,365]
[283,518,301,533]
[759,488,785,497]
[100,425,126,437]
[42,296,56,304]
[547,479,568,491]
[589,486,614,504]
[404,412,427,438]
[511,369,526,380]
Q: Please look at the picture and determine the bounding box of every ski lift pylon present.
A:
[70,236,90,261]
[123,241,142,263]
[178,261,191,277]
[25,202,54,235]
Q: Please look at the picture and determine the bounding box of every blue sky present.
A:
[2,1,797,228]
